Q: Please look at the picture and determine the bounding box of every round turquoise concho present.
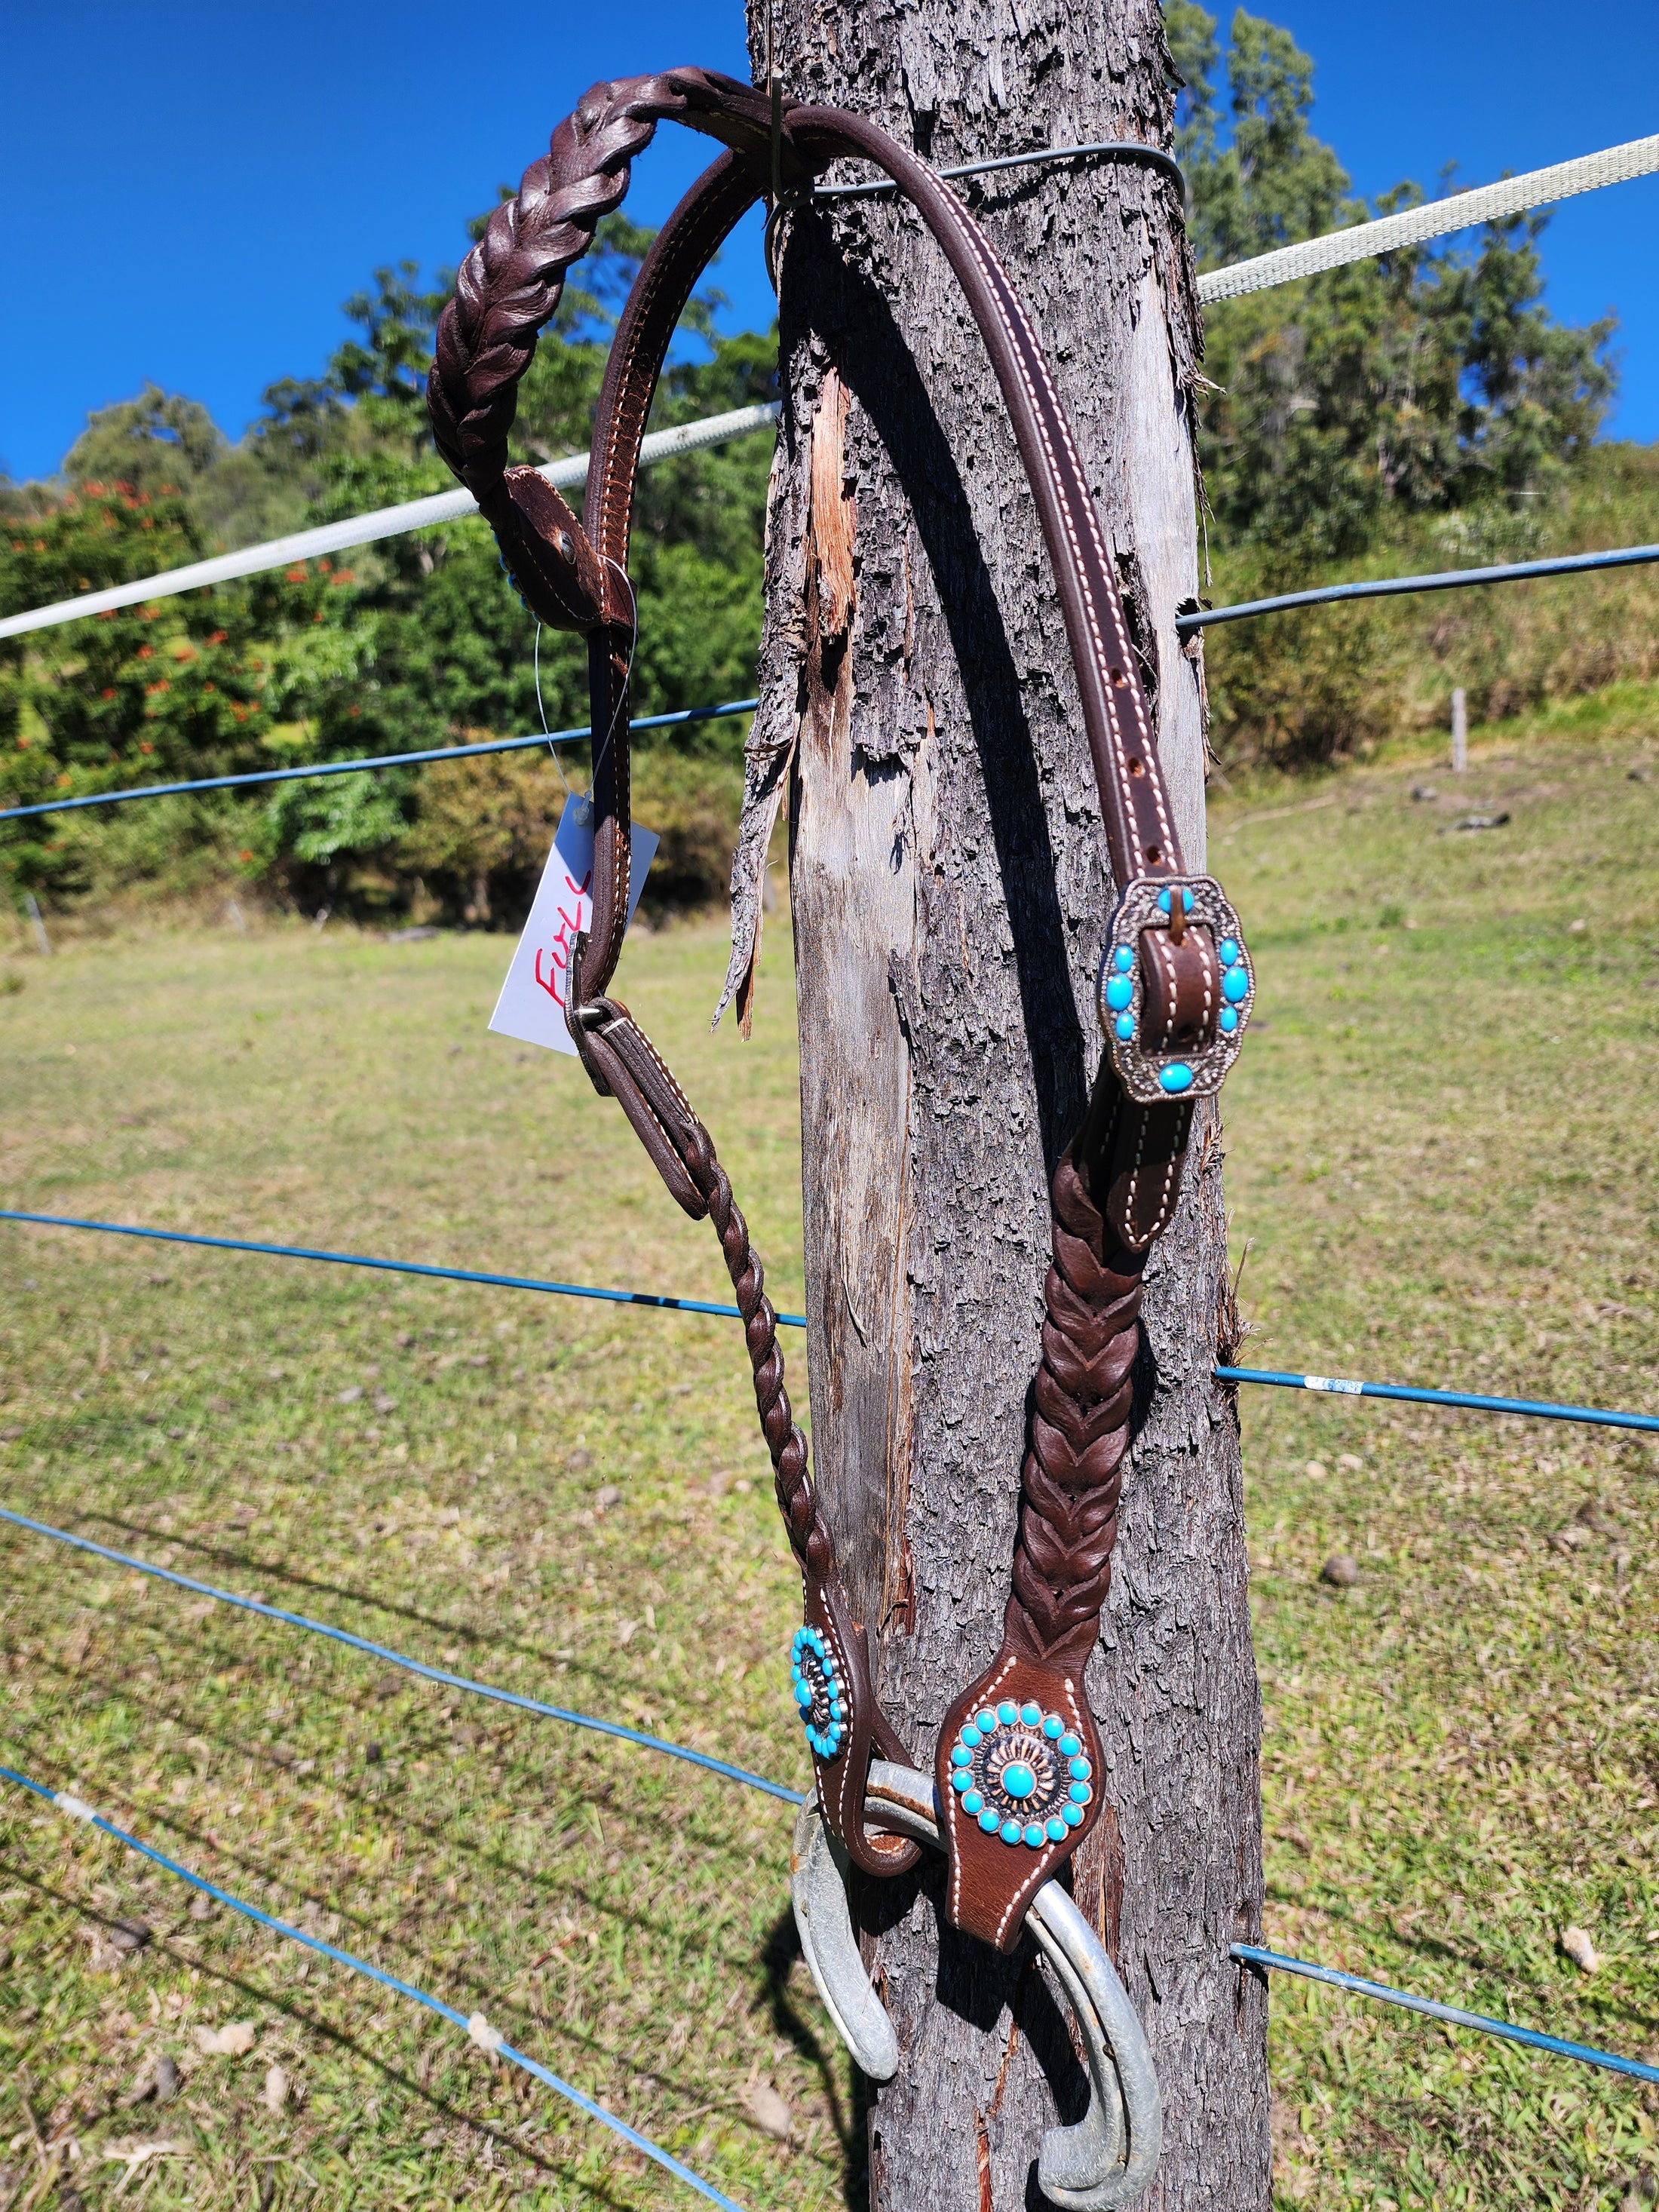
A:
[789,1624,846,1761]
[947,1699,1093,1848]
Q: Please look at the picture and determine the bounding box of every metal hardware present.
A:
[792,1762,1161,2207]
[1097,876,1252,1104]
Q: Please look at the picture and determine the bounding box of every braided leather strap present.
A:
[1010,1151,1145,1666]
[934,1115,1148,1949]
[569,971,918,1877]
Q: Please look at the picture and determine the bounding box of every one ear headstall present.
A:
[427,59,1248,2123]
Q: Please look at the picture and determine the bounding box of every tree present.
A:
[741,4,1268,2204]
[1168,5,1615,564]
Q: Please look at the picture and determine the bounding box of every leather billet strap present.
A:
[426,70,1249,1938]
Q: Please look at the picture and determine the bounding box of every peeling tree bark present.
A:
[728,5,1271,2205]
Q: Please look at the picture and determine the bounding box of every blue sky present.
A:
[2,2,1654,484]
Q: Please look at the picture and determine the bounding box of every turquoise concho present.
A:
[947,1700,1093,1848]
[1098,873,1253,1105]
[790,1625,846,1762]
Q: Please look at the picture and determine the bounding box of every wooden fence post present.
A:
[737,5,1271,2202]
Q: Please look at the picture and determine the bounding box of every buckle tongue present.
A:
[1098,873,1253,1103]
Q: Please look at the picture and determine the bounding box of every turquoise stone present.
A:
[828,1700,842,1720]
[1059,1733,1080,1758]
[1046,1817,1069,1843]
[1063,1802,1084,1827]
[976,1709,996,1733]
[1069,1756,1091,1781]
[794,1681,813,1710]
[998,1700,1019,1725]
[1023,1824,1045,1848]
[1219,1006,1239,1035]
[1000,1820,1023,1845]
[952,1769,972,1792]
[963,1790,983,1815]
[1159,1063,1194,1094]
[950,1744,973,1768]
[980,1807,1001,1833]
[1043,1716,1065,1740]
[1020,1701,1042,1726]
[1222,965,1250,1004]
[1069,1781,1093,1805]
[1113,945,1133,972]
[1105,974,1133,1012]
[1115,1013,1135,1042]
[1219,938,1239,965]
[960,1723,982,1747]
[1158,887,1194,913]
[1001,1762,1037,1800]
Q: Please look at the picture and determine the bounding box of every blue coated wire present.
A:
[0,698,759,824]
[14,1214,1657,1434]
[0,1210,810,1331]
[1178,541,1659,632]
[1233,1944,1659,2087]
[0,1763,750,2212]
[1215,1364,1659,1435]
[0,1505,805,1807]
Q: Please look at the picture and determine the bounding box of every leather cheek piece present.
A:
[1101,1100,1194,1252]
[1137,923,1220,1053]
[805,1582,922,1879]
[485,467,613,632]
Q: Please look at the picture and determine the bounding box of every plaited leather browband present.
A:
[427,69,1253,1950]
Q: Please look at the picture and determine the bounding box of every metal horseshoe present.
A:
[790,1760,1161,2209]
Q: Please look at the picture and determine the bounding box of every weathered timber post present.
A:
[724,5,1271,2204]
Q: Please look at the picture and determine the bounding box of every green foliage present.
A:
[2,212,773,922]
[1164,5,1624,763]
[1173,4,1616,573]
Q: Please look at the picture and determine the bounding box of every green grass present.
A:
[2,702,1658,2208]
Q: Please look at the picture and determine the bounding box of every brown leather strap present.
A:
[427,73,1244,1931]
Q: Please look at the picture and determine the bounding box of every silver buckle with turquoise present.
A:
[789,1623,846,1763]
[1098,876,1253,1103]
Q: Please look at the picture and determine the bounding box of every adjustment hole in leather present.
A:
[1127,757,1145,778]
[1109,666,1127,687]
[1145,845,1163,866]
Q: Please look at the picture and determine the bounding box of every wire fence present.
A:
[1233,1947,1659,2088]
[1178,539,1659,633]
[5,1210,1653,1437]
[0,701,759,827]
[5,102,1657,2195]
[0,1762,752,2212]
[5,1522,1654,2101]
[0,1502,804,1805]
[5,1504,1655,2100]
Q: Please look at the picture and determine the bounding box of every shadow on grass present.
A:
[0,1864,669,2206]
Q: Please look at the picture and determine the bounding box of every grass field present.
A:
[2,698,1657,2210]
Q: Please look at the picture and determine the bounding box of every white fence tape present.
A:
[1197,131,1659,304]
[0,401,782,645]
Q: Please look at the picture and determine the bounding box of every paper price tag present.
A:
[488,796,658,1057]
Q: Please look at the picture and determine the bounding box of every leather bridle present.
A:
[427,67,1252,1961]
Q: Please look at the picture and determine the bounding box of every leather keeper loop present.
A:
[483,468,611,631]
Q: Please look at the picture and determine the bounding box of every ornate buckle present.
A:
[1097,873,1253,1103]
